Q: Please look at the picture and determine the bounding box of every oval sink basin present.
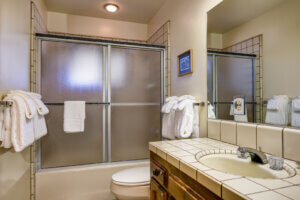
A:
[196,151,295,179]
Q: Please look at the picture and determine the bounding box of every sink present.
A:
[195,150,295,179]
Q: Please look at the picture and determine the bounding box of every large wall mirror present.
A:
[207,0,300,127]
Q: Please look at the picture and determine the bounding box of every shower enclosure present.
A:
[207,50,256,122]
[36,34,165,168]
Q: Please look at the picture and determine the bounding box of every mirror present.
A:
[206,0,300,127]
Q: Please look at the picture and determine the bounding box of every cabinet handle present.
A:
[153,169,161,176]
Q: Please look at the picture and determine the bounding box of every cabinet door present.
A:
[168,175,205,200]
[151,178,168,200]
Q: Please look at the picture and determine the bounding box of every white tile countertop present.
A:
[149,138,300,200]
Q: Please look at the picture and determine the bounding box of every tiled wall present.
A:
[222,35,263,123]
[147,21,171,98]
[30,3,47,200]
[208,119,300,162]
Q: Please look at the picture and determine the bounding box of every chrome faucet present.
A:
[237,146,268,164]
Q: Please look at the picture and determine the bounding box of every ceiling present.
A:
[208,0,287,33]
[44,0,167,24]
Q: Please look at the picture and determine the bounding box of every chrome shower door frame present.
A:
[35,36,165,169]
[208,51,256,121]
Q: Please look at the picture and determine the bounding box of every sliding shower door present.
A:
[215,56,255,121]
[110,47,162,162]
[41,41,105,168]
[39,38,164,168]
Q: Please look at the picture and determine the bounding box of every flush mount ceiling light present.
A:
[104,3,119,13]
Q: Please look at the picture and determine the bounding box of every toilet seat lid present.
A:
[112,166,150,186]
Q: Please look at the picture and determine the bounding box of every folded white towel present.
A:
[267,99,279,111]
[162,97,178,114]
[265,95,290,126]
[162,111,176,140]
[292,98,300,112]
[192,105,199,138]
[9,90,49,115]
[7,94,35,152]
[174,98,195,139]
[162,96,178,139]
[64,101,86,133]
[0,103,12,148]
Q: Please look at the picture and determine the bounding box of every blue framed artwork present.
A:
[178,49,193,76]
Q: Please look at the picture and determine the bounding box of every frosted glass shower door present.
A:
[41,41,105,168]
[110,47,162,162]
[216,56,255,122]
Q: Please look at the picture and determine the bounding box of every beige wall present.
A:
[207,33,223,49]
[47,12,148,41]
[148,0,222,137]
[222,0,300,98]
[0,0,31,199]
[0,0,46,199]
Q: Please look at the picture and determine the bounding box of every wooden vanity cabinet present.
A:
[150,152,222,200]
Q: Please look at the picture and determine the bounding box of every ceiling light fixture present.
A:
[104,3,119,13]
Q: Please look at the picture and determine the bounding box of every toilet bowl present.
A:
[111,166,150,200]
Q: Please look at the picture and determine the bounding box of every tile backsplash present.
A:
[208,119,300,162]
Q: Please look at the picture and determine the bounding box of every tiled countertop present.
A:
[149,138,300,200]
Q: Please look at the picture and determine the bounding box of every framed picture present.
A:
[178,49,193,76]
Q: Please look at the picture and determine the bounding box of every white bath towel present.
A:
[291,97,300,127]
[161,96,178,140]
[265,95,290,126]
[0,103,12,148]
[267,99,279,111]
[7,94,35,152]
[174,98,195,139]
[64,101,86,133]
[192,105,199,138]
[207,102,216,119]
[292,98,300,112]
[9,90,49,115]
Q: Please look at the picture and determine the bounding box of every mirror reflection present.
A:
[207,0,300,127]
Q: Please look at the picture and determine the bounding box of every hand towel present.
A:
[7,94,35,152]
[174,98,195,139]
[64,101,86,133]
[267,99,279,111]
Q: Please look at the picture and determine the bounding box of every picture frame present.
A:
[178,49,193,76]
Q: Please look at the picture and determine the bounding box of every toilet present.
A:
[111,167,150,200]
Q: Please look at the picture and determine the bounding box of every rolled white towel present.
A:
[208,102,216,119]
[267,99,279,111]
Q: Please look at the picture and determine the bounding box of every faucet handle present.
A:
[237,146,249,159]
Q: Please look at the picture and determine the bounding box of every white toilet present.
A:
[111,167,150,200]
